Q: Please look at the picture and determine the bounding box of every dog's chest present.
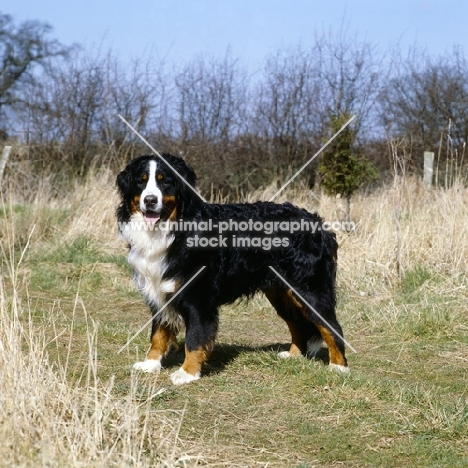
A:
[125,227,176,308]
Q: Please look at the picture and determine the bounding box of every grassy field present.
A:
[1,168,467,467]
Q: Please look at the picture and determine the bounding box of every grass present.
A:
[0,171,467,467]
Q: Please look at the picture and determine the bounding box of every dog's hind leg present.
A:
[314,322,349,372]
[264,288,321,358]
[286,289,349,372]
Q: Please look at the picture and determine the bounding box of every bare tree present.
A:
[175,52,247,146]
[313,31,382,136]
[379,47,468,166]
[253,47,321,168]
[172,52,251,192]
[100,51,172,146]
[252,34,382,185]
[18,48,171,172]
[0,12,70,124]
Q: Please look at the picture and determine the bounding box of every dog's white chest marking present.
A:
[122,213,182,329]
[128,228,175,302]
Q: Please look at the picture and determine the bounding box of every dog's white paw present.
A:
[133,359,162,373]
[170,367,200,385]
[278,351,292,358]
[329,363,350,373]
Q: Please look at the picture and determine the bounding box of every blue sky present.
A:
[2,0,467,69]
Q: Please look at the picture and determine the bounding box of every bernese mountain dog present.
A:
[116,154,349,385]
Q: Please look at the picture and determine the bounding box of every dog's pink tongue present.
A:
[143,212,160,224]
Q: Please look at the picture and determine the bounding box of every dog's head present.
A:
[116,154,198,223]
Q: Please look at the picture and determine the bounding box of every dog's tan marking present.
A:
[284,320,307,356]
[264,288,308,355]
[147,324,177,361]
[286,289,311,321]
[181,346,211,376]
[162,194,178,221]
[316,324,347,367]
[130,195,141,214]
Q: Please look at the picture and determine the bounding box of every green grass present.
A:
[4,202,468,467]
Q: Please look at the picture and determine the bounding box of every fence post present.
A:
[0,146,12,187]
[423,151,434,188]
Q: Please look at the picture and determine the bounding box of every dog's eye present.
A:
[157,174,168,186]
[141,174,148,182]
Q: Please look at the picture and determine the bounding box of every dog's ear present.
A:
[178,159,197,190]
[116,164,132,195]
[162,153,197,190]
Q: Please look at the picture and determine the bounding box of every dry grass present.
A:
[0,292,192,467]
[1,167,467,467]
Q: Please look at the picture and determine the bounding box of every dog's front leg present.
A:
[133,319,178,373]
[170,306,218,385]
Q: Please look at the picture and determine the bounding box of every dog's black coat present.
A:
[117,154,348,382]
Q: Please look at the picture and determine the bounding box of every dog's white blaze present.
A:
[140,160,163,213]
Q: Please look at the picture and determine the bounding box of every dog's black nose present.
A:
[144,195,158,208]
